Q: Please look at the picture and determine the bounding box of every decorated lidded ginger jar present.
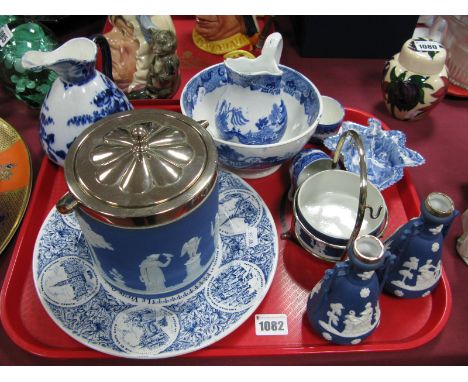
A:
[56,109,219,300]
[382,37,449,121]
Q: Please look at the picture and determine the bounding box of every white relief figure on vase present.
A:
[391,256,441,292]
[318,303,343,336]
[416,259,442,290]
[181,237,202,283]
[390,256,419,289]
[319,302,379,338]
[139,253,173,292]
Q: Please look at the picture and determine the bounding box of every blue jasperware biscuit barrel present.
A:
[56,109,219,299]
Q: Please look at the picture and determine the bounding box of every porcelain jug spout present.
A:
[225,31,283,77]
[22,38,100,85]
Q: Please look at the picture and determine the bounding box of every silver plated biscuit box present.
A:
[56,109,219,300]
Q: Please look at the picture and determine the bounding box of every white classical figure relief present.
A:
[390,257,441,291]
[432,242,440,252]
[318,301,379,338]
[181,237,202,283]
[76,215,114,250]
[139,253,173,291]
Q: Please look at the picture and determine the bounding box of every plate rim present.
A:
[0,118,33,255]
[31,170,279,359]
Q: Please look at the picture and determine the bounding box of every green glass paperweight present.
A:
[0,17,58,108]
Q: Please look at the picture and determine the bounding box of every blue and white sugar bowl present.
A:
[310,95,344,144]
[288,148,333,200]
[215,32,287,145]
[56,109,219,300]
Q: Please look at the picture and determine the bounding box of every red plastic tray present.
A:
[0,106,452,359]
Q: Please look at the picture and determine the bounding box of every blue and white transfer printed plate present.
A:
[33,171,278,359]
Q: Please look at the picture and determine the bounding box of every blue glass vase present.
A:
[306,235,395,345]
[384,192,458,298]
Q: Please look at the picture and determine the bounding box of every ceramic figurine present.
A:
[104,15,176,97]
[457,210,468,264]
[193,16,259,55]
[142,19,180,99]
[104,16,140,93]
[382,37,449,121]
[306,235,395,345]
[215,32,287,145]
[384,192,459,298]
[0,17,58,108]
[22,36,132,166]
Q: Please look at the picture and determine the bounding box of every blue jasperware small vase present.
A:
[307,235,395,345]
[214,32,287,145]
[22,35,133,166]
[384,192,458,298]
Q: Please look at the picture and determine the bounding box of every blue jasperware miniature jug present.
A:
[307,235,395,345]
[214,32,287,145]
[22,35,133,166]
[384,192,458,298]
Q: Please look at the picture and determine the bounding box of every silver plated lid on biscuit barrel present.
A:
[57,109,218,227]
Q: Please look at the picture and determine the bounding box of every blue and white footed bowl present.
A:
[181,63,322,179]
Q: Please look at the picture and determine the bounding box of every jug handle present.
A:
[377,251,396,293]
[90,34,114,81]
[261,32,283,66]
[332,130,369,261]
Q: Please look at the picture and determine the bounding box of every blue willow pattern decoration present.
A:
[217,144,294,169]
[215,99,287,144]
[182,64,319,125]
[66,75,132,127]
[33,171,278,358]
[324,118,425,190]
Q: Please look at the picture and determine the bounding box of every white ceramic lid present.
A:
[398,38,447,75]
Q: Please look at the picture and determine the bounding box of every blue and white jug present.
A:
[22,36,133,166]
[214,32,287,145]
[384,192,458,298]
[307,235,395,345]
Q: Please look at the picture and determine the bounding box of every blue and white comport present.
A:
[180,33,323,179]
